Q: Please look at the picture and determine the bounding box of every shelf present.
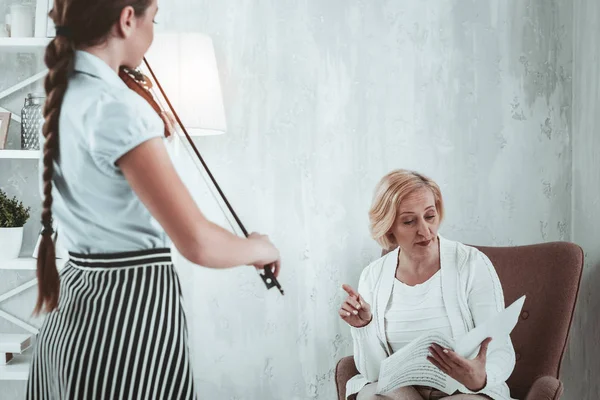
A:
[0,352,31,380]
[0,37,51,52]
[0,257,67,270]
[0,333,31,353]
[0,150,40,159]
[0,257,39,270]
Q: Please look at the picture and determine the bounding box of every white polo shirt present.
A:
[38,50,169,253]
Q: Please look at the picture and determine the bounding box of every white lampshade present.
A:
[144,32,227,136]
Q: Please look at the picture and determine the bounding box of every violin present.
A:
[119,66,175,138]
[119,59,284,295]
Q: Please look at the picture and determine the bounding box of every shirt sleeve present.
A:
[89,91,164,176]
[350,263,389,382]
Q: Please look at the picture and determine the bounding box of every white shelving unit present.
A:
[0,0,55,382]
[0,258,66,380]
[0,257,45,270]
[0,332,33,381]
[0,257,68,271]
[0,353,31,380]
[0,36,51,123]
[0,258,67,331]
[0,150,39,159]
[0,37,51,52]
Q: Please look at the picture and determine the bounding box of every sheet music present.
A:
[376,331,458,394]
[376,296,526,395]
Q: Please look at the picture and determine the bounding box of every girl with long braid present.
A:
[28,0,281,398]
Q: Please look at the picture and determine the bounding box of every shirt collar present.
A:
[73,50,128,89]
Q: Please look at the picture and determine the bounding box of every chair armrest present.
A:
[335,356,359,400]
[525,376,564,400]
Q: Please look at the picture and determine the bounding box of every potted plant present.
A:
[0,188,31,260]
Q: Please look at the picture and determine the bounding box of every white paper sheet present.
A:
[376,331,460,394]
[376,295,526,395]
[454,295,526,358]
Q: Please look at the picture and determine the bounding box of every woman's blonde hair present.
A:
[369,169,444,250]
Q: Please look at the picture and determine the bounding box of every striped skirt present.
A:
[26,248,197,399]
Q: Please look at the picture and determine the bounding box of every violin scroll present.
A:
[118,66,176,138]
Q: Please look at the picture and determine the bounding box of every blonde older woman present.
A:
[339,170,515,400]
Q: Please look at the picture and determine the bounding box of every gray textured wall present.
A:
[567,0,600,398]
[165,0,573,399]
[0,0,586,399]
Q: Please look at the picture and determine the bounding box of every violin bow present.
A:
[141,57,284,296]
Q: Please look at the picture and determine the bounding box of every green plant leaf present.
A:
[0,188,31,228]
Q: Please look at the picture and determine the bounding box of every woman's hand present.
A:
[427,338,492,392]
[338,284,372,328]
[248,232,281,278]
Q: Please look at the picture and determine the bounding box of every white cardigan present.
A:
[346,236,516,400]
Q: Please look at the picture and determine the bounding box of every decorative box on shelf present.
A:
[1,0,54,43]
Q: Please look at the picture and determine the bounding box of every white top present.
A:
[38,50,169,253]
[346,235,516,400]
[384,271,453,353]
